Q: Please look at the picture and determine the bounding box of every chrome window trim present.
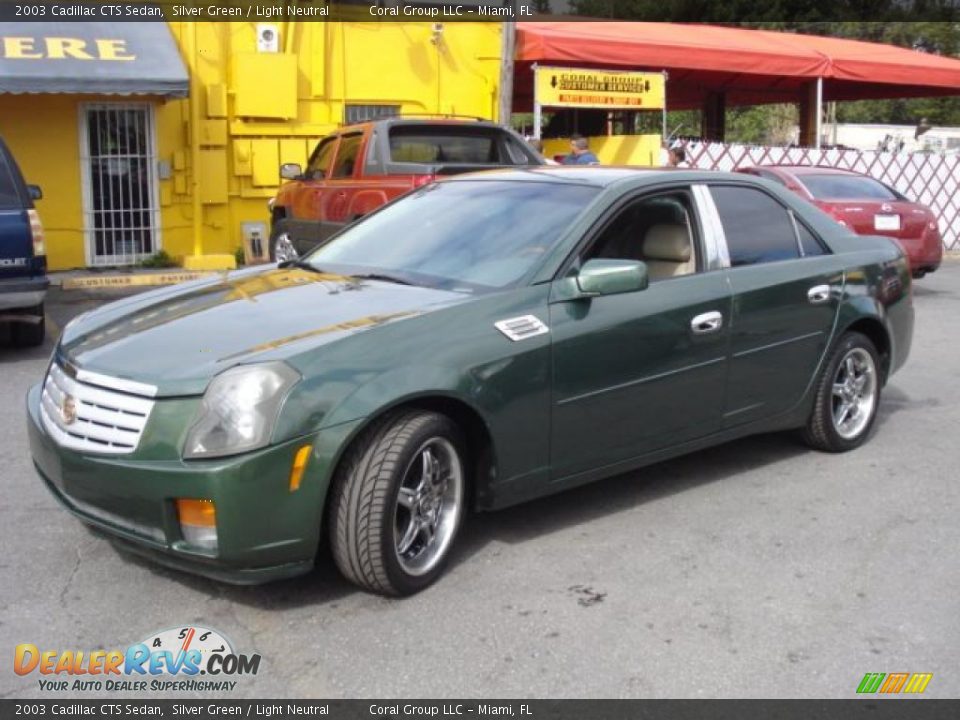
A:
[787,209,806,257]
[691,184,731,270]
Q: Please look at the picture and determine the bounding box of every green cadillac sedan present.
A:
[28,168,913,595]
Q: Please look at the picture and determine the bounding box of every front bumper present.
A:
[27,383,360,585]
[0,275,48,311]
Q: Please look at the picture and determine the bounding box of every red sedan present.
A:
[737,165,943,278]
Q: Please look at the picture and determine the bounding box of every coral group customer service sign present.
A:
[534,66,665,110]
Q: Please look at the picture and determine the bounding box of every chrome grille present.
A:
[40,363,155,455]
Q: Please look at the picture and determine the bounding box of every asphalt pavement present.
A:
[2,264,958,699]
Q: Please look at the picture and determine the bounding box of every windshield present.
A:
[801,174,900,201]
[303,180,600,291]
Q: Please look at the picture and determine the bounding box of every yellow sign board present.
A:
[535,66,665,110]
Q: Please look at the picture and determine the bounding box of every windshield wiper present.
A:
[280,258,327,273]
[350,272,415,286]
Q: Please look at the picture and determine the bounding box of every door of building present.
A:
[80,104,160,266]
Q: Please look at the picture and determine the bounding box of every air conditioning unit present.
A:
[256,24,280,53]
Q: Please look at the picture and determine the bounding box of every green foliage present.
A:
[139,250,177,269]
[563,2,960,128]
[234,246,247,267]
[568,1,958,24]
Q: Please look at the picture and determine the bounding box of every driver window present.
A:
[584,191,700,281]
[306,137,337,180]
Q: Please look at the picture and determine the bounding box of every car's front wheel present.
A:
[329,410,467,596]
[803,331,881,452]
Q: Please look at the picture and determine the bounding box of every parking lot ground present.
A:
[2,266,959,699]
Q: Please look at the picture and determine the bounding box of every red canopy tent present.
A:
[514,22,960,143]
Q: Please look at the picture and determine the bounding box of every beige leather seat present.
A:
[642,224,694,280]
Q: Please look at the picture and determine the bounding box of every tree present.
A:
[565,3,960,129]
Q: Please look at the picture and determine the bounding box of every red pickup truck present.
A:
[268,118,544,260]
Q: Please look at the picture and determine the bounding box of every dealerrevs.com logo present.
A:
[856,672,933,695]
[14,626,261,693]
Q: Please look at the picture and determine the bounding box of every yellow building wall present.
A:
[162,20,504,267]
[0,96,87,270]
[0,22,505,270]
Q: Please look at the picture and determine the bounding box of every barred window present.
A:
[344,104,400,125]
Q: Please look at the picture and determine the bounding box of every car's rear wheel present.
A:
[269,221,298,263]
[11,303,45,347]
[803,331,880,452]
[329,410,467,596]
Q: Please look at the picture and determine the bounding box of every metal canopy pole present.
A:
[498,22,516,126]
[815,76,823,149]
[661,71,668,142]
[532,63,541,140]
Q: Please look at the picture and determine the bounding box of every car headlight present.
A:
[184,362,300,459]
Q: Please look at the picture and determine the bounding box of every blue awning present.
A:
[0,22,188,97]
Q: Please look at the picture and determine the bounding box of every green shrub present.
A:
[139,250,178,268]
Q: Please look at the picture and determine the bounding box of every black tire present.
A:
[803,331,881,453]
[11,304,45,348]
[268,220,297,263]
[329,410,468,596]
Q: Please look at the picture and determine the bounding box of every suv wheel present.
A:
[269,221,298,263]
[11,303,45,348]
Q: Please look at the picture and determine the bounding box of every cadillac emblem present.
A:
[60,395,77,425]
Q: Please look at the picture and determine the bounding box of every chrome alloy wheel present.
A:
[394,437,464,577]
[831,347,878,440]
[273,232,298,263]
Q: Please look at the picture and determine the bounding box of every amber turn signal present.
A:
[176,498,216,527]
[289,445,312,492]
[175,498,218,552]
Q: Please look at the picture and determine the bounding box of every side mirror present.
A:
[280,163,303,180]
[553,259,649,302]
[27,184,42,201]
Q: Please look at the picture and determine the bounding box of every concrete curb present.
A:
[49,269,225,289]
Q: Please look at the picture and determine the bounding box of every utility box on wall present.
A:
[232,53,298,119]
[241,221,269,264]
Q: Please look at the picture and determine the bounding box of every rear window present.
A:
[800,174,899,200]
[0,149,23,210]
[711,186,800,266]
[388,126,527,165]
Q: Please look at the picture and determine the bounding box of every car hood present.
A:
[59,266,470,396]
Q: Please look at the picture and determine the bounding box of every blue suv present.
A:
[0,136,47,347]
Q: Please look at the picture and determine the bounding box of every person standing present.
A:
[666,144,689,168]
[562,134,600,165]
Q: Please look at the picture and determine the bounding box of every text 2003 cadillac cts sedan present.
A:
[28,168,913,596]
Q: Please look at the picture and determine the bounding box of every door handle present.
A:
[691,311,723,335]
[808,285,831,304]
